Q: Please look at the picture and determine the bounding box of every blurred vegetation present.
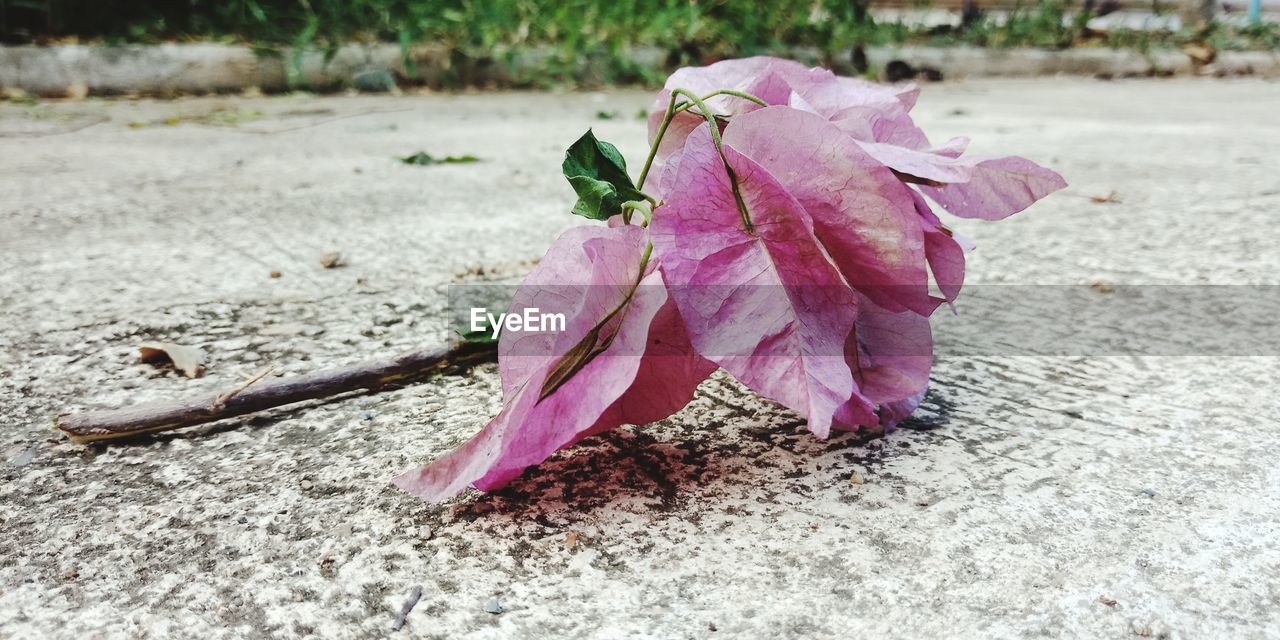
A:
[1,0,1276,85]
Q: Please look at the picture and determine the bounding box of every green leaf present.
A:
[455,327,499,345]
[400,152,481,166]
[561,129,645,220]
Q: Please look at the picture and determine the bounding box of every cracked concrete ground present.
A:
[1,79,1278,639]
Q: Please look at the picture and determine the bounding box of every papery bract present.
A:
[497,225,648,398]
[856,142,1068,220]
[835,293,934,430]
[647,56,1066,221]
[644,57,824,192]
[651,123,860,438]
[909,189,970,304]
[394,226,711,499]
[720,106,938,315]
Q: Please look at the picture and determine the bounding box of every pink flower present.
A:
[393,225,713,500]
[647,56,1066,221]
[395,58,1065,500]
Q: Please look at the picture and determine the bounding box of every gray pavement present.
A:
[1,79,1279,638]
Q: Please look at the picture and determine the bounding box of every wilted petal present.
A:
[645,57,833,192]
[852,294,932,403]
[665,57,800,95]
[499,225,649,398]
[856,141,973,184]
[643,109,705,194]
[834,293,933,430]
[396,265,672,500]
[857,142,1066,220]
[582,292,718,439]
[929,136,970,158]
[651,123,858,438]
[908,189,968,303]
[397,225,716,500]
[797,78,930,148]
[919,155,1068,220]
[888,81,921,110]
[878,390,927,430]
[722,106,937,316]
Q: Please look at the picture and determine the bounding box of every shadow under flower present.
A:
[447,378,955,524]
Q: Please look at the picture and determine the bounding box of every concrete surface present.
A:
[1,79,1279,638]
[4,43,1279,97]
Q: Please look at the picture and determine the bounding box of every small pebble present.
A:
[484,598,503,615]
[360,411,376,421]
[8,447,37,467]
[242,351,262,363]
[353,68,397,93]
[1141,488,1156,498]
[301,480,314,491]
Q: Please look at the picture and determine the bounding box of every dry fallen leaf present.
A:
[138,342,205,378]
[849,470,863,485]
[319,252,344,269]
[1089,191,1121,204]
[1182,43,1216,66]
[564,531,579,550]
[1098,596,1117,607]
[1091,280,1117,294]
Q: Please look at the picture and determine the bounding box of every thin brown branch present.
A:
[0,115,110,138]
[55,341,497,444]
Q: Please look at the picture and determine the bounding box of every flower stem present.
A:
[673,89,768,115]
[621,200,652,227]
[636,92,680,192]
[634,88,767,199]
[669,88,755,234]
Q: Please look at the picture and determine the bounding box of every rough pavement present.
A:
[2,79,1279,638]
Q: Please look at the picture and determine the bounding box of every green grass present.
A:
[2,0,1276,87]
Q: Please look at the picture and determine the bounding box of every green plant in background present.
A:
[400,151,481,166]
[1,0,1276,87]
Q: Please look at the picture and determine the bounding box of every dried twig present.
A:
[211,365,276,412]
[234,108,414,135]
[0,115,110,138]
[55,341,496,444]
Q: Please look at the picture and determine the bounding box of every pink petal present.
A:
[498,225,650,398]
[908,189,968,304]
[645,57,833,193]
[794,77,930,148]
[878,390,927,430]
[721,106,938,316]
[834,293,933,431]
[855,141,975,183]
[643,107,704,194]
[397,227,714,500]
[581,288,719,439]
[651,123,859,438]
[851,294,932,404]
[661,56,821,108]
[930,136,970,158]
[919,155,1068,220]
[856,142,1066,220]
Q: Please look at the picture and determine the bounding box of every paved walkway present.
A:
[2,79,1278,638]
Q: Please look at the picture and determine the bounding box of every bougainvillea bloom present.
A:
[395,56,1065,501]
